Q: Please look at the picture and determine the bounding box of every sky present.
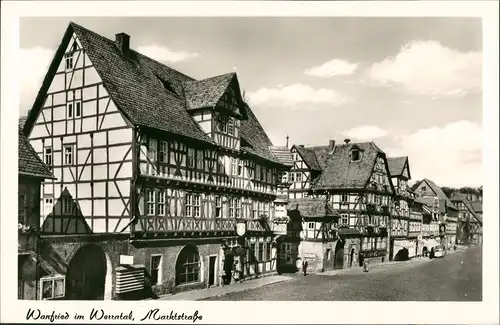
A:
[19,17,483,188]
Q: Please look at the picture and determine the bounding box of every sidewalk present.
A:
[154,275,293,301]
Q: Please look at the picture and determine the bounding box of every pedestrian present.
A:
[363,258,369,272]
[302,258,308,276]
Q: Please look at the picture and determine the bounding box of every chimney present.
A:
[328,140,336,153]
[344,138,351,144]
[115,33,130,55]
[299,145,305,148]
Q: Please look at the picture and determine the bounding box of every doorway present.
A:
[208,256,217,287]
[349,248,355,267]
[334,241,345,269]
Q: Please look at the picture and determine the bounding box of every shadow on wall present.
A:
[42,188,92,234]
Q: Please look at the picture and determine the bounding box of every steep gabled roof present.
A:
[183,73,244,116]
[413,178,458,211]
[18,127,54,179]
[292,145,330,172]
[23,22,283,167]
[287,198,339,219]
[312,142,391,191]
[239,103,282,165]
[269,146,293,167]
[451,193,481,222]
[387,156,409,178]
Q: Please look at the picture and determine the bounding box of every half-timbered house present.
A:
[311,139,394,268]
[411,179,459,252]
[287,198,340,273]
[22,22,289,299]
[451,193,482,245]
[470,200,483,245]
[18,124,55,300]
[387,156,413,261]
[287,141,334,199]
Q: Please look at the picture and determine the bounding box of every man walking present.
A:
[302,258,308,276]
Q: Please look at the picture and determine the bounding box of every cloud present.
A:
[247,83,352,107]
[20,47,55,116]
[368,40,482,98]
[387,120,482,187]
[342,125,390,141]
[305,59,358,77]
[136,44,199,63]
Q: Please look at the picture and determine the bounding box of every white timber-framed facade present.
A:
[21,22,290,300]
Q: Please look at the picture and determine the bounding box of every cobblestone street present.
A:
[203,245,482,301]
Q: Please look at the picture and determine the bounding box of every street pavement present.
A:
[203,245,482,301]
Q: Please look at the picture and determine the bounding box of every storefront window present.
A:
[176,246,200,285]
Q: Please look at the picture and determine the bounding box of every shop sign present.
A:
[236,221,247,237]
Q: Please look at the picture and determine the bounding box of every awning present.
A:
[419,239,440,248]
[394,240,414,249]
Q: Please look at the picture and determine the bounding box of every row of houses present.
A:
[17,22,483,301]
[269,142,483,274]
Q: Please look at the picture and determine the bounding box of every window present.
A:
[249,244,256,262]
[258,243,264,261]
[308,222,315,230]
[65,53,73,70]
[227,117,235,136]
[341,214,348,225]
[148,138,157,162]
[150,255,162,285]
[215,196,222,218]
[147,189,155,216]
[185,194,193,217]
[231,158,238,176]
[290,173,295,182]
[44,197,54,216]
[351,149,360,162]
[158,190,166,216]
[252,201,258,219]
[18,194,27,223]
[280,172,288,183]
[421,186,427,192]
[63,145,74,165]
[258,202,265,217]
[193,194,201,217]
[159,141,168,163]
[266,244,271,261]
[175,246,200,285]
[229,198,235,218]
[341,194,348,203]
[62,197,72,215]
[296,172,302,182]
[44,147,53,167]
[75,101,82,117]
[187,148,195,168]
[260,167,266,182]
[238,159,244,177]
[40,276,65,300]
[196,150,204,170]
[235,198,241,218]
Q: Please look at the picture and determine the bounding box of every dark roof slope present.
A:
[288,198,339,218]
[387,156,408,177]
[471,201,482,213]
[18,127,53,179]
[69,23,212,144]
[312,142,386,190]
[451,193,480,220]
[421,178,458,210]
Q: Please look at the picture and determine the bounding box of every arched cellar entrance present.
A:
[333,240,345,269]
[175,245,201,286]
[65,244,107,300]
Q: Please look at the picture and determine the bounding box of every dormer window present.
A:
[351,149,360,162]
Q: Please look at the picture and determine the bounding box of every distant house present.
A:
[18,126,54,300]
[451,193,483,245]
[411,179,459,247]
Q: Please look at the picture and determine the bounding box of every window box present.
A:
[40,275,65,300]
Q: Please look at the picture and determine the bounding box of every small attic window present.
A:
[156,76,176,94]
[351,149,361,162]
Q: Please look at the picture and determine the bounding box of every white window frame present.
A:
[235,198,241,218]
[185,193,193,217]
[62,197,72,215]
[187,148,195,168]
[341,214,349,225]
[44,147,53,167]
[215,196,222,218]
[229,198,235,218]
[159,141,168,163]
[296,172,302,182]
[341,193,348,203]
[150,254,163,286]
[158,190,166,216]
[40,275,66,300]
[44,197,54,217]
[148,138,158,162]
[308,222,315,230]
[238,159,244,177]
[65,53,74,71]
[63,145,74,166]
[193,194,201,217]
[147,189,155,216]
